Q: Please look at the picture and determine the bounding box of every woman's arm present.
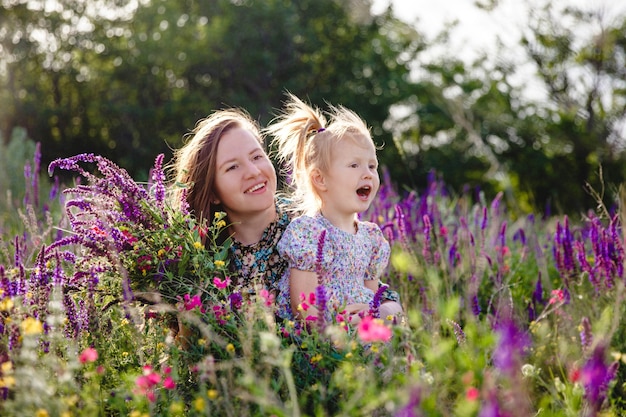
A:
[289,268,320,320]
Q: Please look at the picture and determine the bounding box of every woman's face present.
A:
[213,127,277,220]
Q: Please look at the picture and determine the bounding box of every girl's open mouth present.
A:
[356,186,371,198]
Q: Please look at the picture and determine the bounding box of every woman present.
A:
[169,108,289,296]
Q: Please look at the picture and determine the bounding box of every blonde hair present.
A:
[168,109,263,221]
[267,93,373,216]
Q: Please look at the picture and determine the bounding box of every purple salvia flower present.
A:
[490,191,502,215]
[608,216,624,279]
[23,161,31,207]
[394,387,422,417]
[447,319,466,345]
[581,343,616,412]
[315,284,328,329]
[77,299,89,333]
[561,216,576,276]
[395,204,408,246]
[527,302,536,322]
[492,318,530,375]
[532,274,544,307]
[579,317,592,352]
[49,175,60,202]
[315,230,327,280]
[151,153,166,210]
[369,283,388,318]
[179,187,190,214]
[63,292,79,338]
[13,236,25,296]
[422,214,432,263]
[513,228,526,246]
[478,390,504,417]
[471,294,481,316]
[381,222,396,243]
[480,206,488,232]
[448,240,460,268]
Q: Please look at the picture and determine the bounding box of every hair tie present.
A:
[316,128,326,133]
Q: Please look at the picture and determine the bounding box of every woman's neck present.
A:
[229,206,277,245]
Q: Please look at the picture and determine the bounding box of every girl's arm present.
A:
[364,278,378,293]
[289,268,320,320]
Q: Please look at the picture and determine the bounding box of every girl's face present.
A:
[213,127,277,221]
[318,134,380,218]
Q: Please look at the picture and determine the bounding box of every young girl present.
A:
[268,94,403,324]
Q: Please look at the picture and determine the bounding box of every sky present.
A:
[371,0,626,60]
[371,0,626,100]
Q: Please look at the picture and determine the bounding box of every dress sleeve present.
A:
[277,216,326,272]
[364,222,391,280]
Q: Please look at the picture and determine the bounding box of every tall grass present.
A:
[0,144,624,416]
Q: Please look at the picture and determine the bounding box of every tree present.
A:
[387,1,626,216]
[0,0,424,181]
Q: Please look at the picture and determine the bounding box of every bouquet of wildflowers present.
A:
[47,153,232,307]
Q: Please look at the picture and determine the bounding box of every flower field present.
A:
[0,145,625,416]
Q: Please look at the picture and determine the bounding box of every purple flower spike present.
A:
[532,275,544,306]
[151,153,166,209]
[581,343,617,411]
[369,283,388,318]
[315,284,328,329]
[394,387,422,417]
[492,318,530,375]
[579,317,592,352]
[315,230,326,281]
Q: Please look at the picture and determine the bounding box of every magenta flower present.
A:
[163,376,176,390]
[357,316,392,343]
[183,294,203,311]
[213,276,231,289]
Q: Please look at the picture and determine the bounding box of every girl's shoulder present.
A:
[357,219,384,234]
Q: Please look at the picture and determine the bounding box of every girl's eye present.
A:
[253,154,263,161]
[226,164,237,172]
[369,164,377,170]
[350,163,358,168]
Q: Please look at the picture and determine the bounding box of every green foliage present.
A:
[2,149,626,416]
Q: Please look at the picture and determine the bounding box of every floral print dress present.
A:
[275,213,391,320]
[228,202,291,296]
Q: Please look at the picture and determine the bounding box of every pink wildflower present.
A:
[213,304,227,325]
[183,294,203,311]
[134,365,162,402]
[79,347,98,364]
[357,316,392,343]
[549,289,565,304]
[466,387,480,401]
[213,276,231,289]
[163,376,176,390]
[259,289,275,307]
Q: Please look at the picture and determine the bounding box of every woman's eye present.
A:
[226,165,237,172]
[253,154,263,161]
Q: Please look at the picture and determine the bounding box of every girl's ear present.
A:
[311,168,327,191]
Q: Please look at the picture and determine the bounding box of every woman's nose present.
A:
[244,160,261,177]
